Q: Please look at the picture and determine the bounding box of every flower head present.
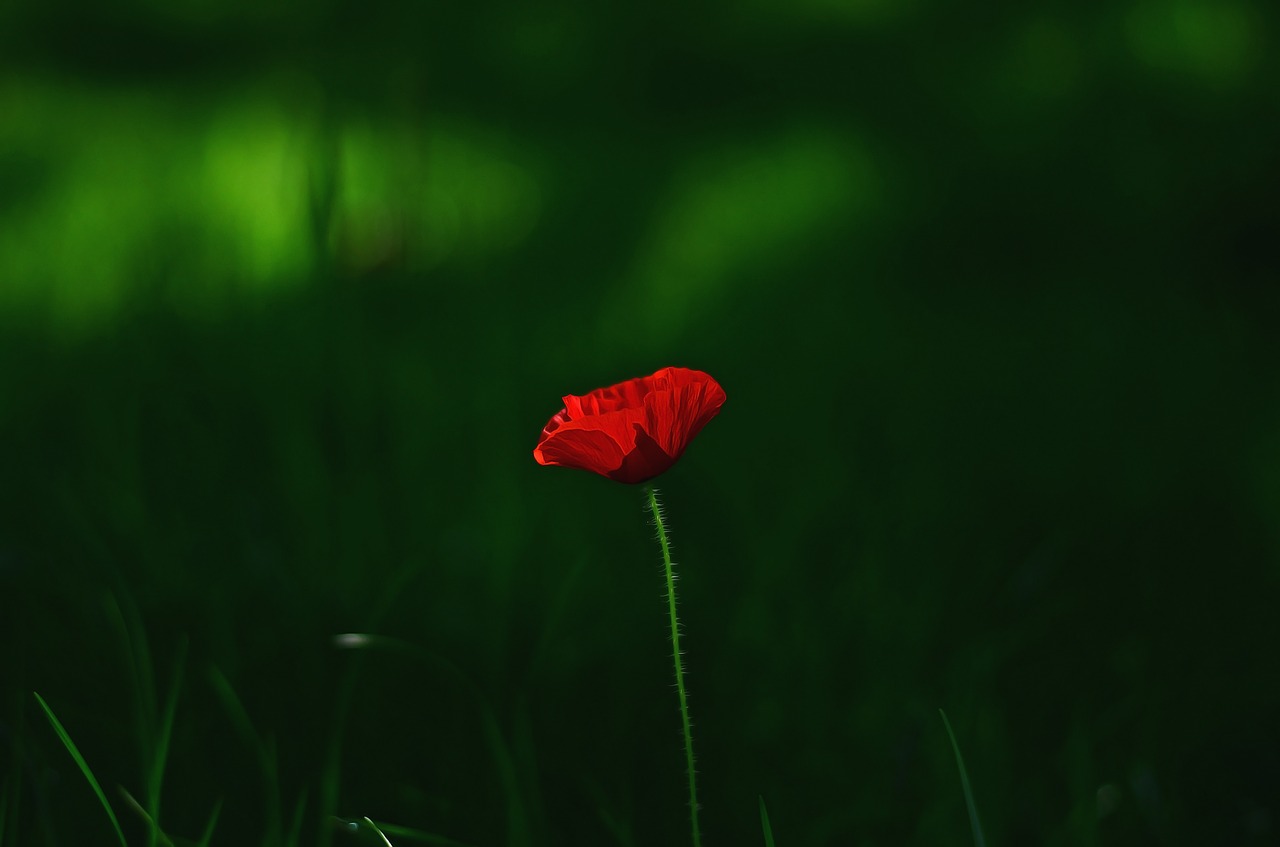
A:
[533,366,726,484]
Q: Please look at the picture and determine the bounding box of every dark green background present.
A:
[3,2,1278,845]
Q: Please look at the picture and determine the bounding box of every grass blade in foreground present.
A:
[362,819,480,847]
[939,709,987,847]
[758,796,776,847]
[209,666,285,843]
[118,786,174,847]
[363,817,395,846]
[33,691,128,847]
[194,799,223,847]
[147,639,187,847]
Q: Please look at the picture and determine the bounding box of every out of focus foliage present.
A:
[2,2,1278,845]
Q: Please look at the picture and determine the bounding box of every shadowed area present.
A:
[2,1,1279,845]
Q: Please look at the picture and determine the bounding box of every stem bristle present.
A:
[644,485,702,847]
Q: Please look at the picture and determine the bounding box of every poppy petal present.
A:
[643,373,727,459]
[610,424,678,484]
[565,375,652,418]
[534,366,724,483]
[534,424,630,475]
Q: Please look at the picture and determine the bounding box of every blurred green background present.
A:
[2,1,1279,845]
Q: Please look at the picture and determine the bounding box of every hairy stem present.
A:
[645,486,701,847]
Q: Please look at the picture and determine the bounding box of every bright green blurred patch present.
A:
[0,78,316,327]
[616,128,879,342]
[200,95,318,291]
[0,77,540,333]
[1125,0,1260,85]
[330,120,541,275]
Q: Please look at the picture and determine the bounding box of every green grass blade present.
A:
[104,593,158,772]
[758,796,776,847]
[363,817,394,846]
[193,799,223,847]
[118,786,175,847]
[319,672,356,847]
[207,667,258,755]
[368,820,481,847]
[939,709,987,847]
[592,802,635,847]
[148,638,187,844]
[327,637,513,847]
[208,666,282,843]
[479,708,528,847]
[284,791,309,847]
[32,691,128,847]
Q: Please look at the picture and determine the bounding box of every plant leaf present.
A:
[758,795,776,847]
[194,799,223,847]
[939,709,987,847]
[33,691,128,847]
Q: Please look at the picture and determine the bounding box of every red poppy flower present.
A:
[533,366,726,484]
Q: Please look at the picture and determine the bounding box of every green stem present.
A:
[645,486,702,847]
